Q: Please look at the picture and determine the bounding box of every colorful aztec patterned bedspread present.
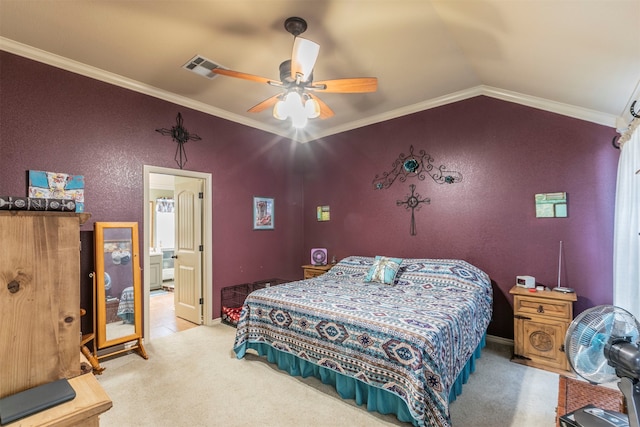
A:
[233,256,493,426]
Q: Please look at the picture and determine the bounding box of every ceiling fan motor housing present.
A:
[279,60,313,85]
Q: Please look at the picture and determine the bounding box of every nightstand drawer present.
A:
[514,296,571,320]
[304,269,324,279]
[302,264,333,279]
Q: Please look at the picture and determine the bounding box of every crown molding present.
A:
[308,85,619,142]
[480,85,619,128]
[304,87,485,143]
[1,37,620,144]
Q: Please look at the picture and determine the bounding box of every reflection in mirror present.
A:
[94,222,148,360]
[103,227,135,341]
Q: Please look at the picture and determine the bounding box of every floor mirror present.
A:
[94,222,148,360]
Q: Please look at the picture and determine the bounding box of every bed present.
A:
[233,256,493,427]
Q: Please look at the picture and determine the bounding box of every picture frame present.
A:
[535,192,568,218]
[253,196,274,230]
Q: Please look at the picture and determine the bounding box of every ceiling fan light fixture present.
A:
[304,96,321,119]
[273,91,319,127]
[291,111,308,129]
[273,97,288,120]
[273,91,300,120]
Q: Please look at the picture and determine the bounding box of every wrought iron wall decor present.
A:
[155,113,202,169]
[612,100,639,149]
[397,184,430,236]
[372,145,462,190]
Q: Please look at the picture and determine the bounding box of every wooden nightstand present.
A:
[302,264,333,279]
[510,285,577,374]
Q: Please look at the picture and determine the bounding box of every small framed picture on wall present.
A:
[253,196,274,230]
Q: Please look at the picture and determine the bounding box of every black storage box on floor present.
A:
[221,278,287,326]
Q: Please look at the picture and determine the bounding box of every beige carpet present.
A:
[96,323,559,426]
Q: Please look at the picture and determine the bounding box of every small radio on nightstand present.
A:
[516,275,535,289]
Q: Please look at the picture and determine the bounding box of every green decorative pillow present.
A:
[364,256,403,285]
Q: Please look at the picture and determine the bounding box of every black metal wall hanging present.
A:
[155,113,202,169]
[397,184,430,236]
[372,145,462,189]
[612,100,639,149]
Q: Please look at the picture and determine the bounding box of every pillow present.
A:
[364,256,403,285]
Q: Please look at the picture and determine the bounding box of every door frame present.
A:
[143,165,213,341]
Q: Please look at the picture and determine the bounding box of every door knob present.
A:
[171,255,178,259]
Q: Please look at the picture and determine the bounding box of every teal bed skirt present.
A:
[234,333,486,426]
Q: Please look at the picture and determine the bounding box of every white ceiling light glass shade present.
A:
[291,37,320,81]
[273,96,289,120]
[273,91,301,120]
[304,96,320,119]
[273,91,318,128]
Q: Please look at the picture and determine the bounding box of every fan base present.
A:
[575,406,628,427]
[554,286,576,293]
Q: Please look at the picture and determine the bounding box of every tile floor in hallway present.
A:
[150,288,198,339]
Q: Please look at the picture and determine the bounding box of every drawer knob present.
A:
[537,305,544,313]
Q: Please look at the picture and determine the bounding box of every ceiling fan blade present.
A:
[308,94,334,119]
[291,37,320,82]
[247,94,281,113]
[312,77,378,93]
[212,68,277,85]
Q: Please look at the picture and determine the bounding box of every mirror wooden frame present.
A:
[94,221,148,360]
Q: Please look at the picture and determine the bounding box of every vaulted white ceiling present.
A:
[1,0,639,142]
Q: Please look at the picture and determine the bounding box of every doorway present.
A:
[143,165,213,342]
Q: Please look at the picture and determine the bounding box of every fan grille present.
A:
[565,305,640,384]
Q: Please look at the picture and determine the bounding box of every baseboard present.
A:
[486,334,514,347]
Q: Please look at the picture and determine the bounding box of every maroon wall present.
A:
[0,51,305,324]
[301,97,619,338]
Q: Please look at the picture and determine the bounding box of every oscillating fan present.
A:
[564,305,640,427]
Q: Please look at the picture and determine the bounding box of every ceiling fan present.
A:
[213,17,378,128]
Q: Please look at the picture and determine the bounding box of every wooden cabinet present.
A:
[149,253,162,290]
[302,264,333,279]
[510,286,577,374]
[0,211,112,424]
[0,212,88,398]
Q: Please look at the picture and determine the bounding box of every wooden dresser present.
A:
[302,263,333,279]
[0,211,112,425]
[510,285,577,374]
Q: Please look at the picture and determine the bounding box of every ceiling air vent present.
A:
[183,55,223,79]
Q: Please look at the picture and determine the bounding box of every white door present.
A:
[173,177,203,324]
